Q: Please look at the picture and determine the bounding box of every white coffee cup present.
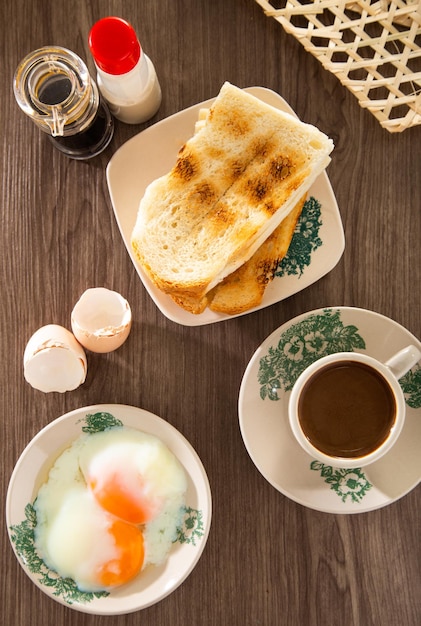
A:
[288,345,421,468]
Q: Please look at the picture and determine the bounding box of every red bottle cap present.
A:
[88,17,141,75]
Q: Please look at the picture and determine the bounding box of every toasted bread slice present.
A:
[170,194,305,315]
[170,292,210,315]
[208,195,305,314]
[131,82,333,302]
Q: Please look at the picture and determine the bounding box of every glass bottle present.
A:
[13,46,114,159]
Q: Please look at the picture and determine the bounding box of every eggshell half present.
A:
[23,324,87,393]
[71,288,132,353]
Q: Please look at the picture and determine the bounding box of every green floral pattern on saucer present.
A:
[257,308,420,505]
[399,366,421,409]
[310,463,373,503]
[258,308,366,400]
[9,412,205,606]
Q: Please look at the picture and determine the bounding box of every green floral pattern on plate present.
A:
[275,196,323,279]
[9,412,205,606]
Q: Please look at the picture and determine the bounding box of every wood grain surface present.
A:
[1,1,420,625]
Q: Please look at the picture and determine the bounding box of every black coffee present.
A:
[297,360,396,458]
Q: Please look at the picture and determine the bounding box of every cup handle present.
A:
[384,345,421,380]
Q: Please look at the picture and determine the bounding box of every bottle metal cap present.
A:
[89,17,141,75]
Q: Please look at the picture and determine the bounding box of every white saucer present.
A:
[6,404,212,614]
[238,307,421,514]
[106,87,344,326]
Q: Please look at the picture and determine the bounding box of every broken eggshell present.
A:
[24,324,87,393]
[71,287,132,353]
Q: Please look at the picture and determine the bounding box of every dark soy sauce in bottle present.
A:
[14,46,114,159]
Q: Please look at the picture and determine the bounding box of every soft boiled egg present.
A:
[79,428,186,526]
[34,427,187,592]
[36,486,144,589]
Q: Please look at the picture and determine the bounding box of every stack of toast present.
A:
[131,83,333,315]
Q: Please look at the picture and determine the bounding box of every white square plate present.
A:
[106,87,344,326]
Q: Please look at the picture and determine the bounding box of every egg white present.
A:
[34,427,187,592]
[79,428,187,529]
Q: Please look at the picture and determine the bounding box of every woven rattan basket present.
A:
[255,0,421,132]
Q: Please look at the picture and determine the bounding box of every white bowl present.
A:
[6,404,212,615]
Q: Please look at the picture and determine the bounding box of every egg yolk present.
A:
[97,520,144,588]
[89,474,158,524]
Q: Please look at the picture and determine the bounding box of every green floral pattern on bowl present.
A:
[9,412,205,606]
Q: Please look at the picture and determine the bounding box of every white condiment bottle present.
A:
[88,16,162,124]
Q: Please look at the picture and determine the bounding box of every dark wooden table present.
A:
[2,1,420,624]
